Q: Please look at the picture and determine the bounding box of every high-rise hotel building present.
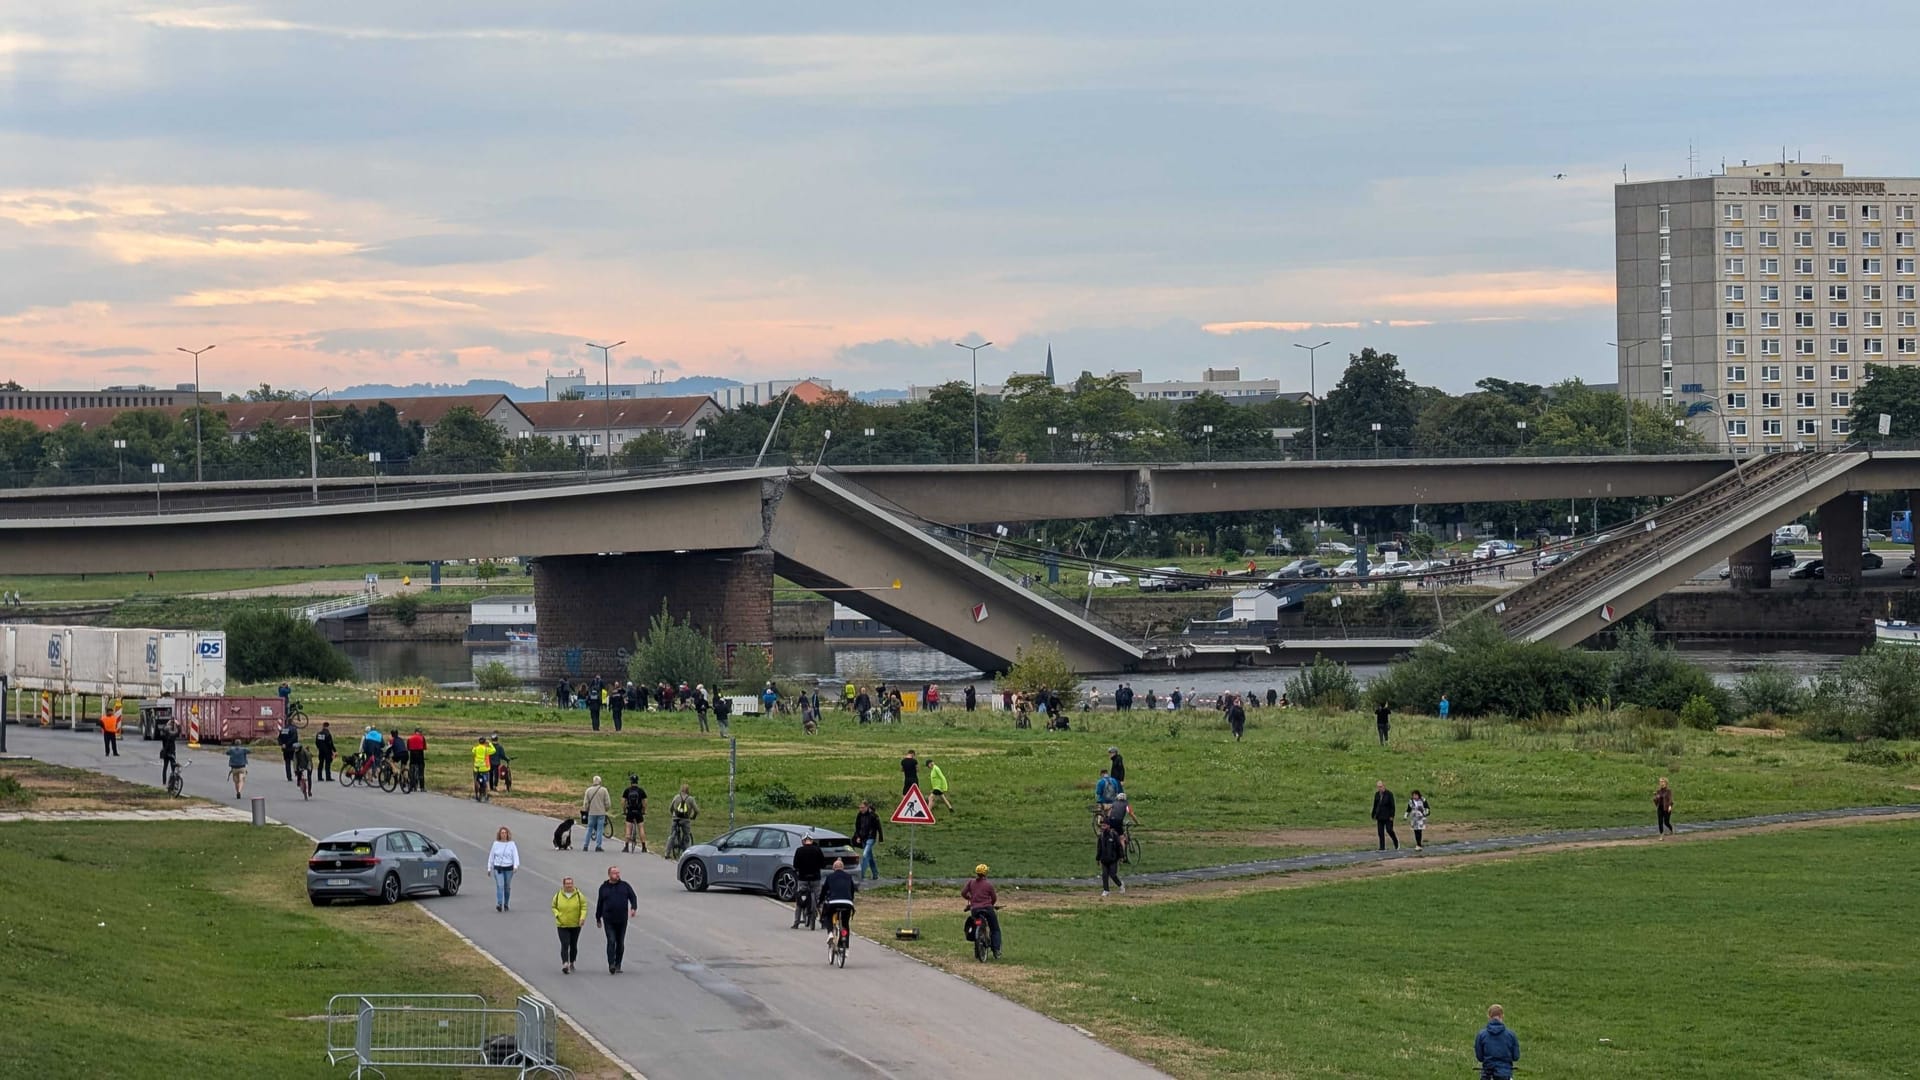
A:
[1616,162,1920,446]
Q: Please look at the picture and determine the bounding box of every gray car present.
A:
[676,823,859,901]
[306,827,463,906]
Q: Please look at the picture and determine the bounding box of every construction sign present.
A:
[891,783,937,825]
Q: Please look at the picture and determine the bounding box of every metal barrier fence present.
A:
[324,993,572,1079]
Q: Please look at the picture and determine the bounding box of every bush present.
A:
[387,593,421,628]
[475,661,519,691]
[1843,742,1919,767]
[1679,693,1719,730]
[997,637,1081,698]
[224,609,354,683]
[1609,624,1731,717]
[761,782,800,810]
[1368,616,1610,719]
[474,562,500,581]
[1286,655,1360,710]
[627,601,721,691]
[1734,666,1806,718]
[727,643,775,696]
[0,774,28,807]
[1804,644,1920,740]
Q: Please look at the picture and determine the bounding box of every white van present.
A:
[1089,570,1132,588]
[1774,524,1810,545]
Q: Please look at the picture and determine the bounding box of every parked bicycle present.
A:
[286,699,308,728]
[166,758,189,798]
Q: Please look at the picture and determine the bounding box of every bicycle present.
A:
[967,906,997,962]
[667,817,693,860]
[286,699,308,728]
[824,904,853,968]
[1091,805,1142,864]
[472,771,491,803]
[375,756,400,793]
[165,758,188,798]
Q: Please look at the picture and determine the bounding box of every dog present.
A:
[552,816,574,850]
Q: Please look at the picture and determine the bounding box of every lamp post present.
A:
[368,451,382,502]
[954,341,992,464]
[1607,340,1647,454]
[1046,425,1058,460]
[1516,420,1527,453]
[1293,340,1331,461]
[176,344,215,482]
[1202,423,1215,461]
[150,461,165,511]
[586,340,625,475]
[299,386,329,503]
[112,439,126,484]
[862,426,876,464]
[1369,421,1382,459]
[694,427,706,464]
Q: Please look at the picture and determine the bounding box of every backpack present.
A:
[623,787,645,816]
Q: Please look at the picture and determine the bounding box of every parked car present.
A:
[1865,550,1886,570]
[1904,557,1917,579]
[1137,566,1184,592]
[676,823,860,901]
[1331,559,1360,576]
[1315,541,1354,556]
[1774,524,1810,545]
[1535,551,1574,570]
[1718,548,1798,579]
[1263,539,1293,556]
[1377,560,1417,576]
[1089,570,1132,588]
[307,827,462,906]
[1866,529,1888,542]
[1472,540,1519,559]
[1266,559,1324,578]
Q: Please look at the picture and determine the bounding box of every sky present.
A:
[2,1,1916,396]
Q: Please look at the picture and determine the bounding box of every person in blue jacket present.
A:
[1474,1004,1520,1079]
[1439,694,1451,720]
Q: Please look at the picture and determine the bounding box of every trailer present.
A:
[142,695,285,744]
[2,625,226,731]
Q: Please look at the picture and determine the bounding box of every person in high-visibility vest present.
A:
[99,703,123,757]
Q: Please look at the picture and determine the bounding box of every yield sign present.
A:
[891,783,937,825]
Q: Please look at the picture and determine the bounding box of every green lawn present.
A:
[880,822,1920,1078]
[269,687,1920,879]
[0,819,616,1080]
[0,563,532,603]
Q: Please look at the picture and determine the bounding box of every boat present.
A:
[505,629,538,646]
[1874,619,1920,646]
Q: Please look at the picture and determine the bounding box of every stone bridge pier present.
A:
[532,550,773,683]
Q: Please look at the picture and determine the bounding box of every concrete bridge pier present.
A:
[1727,535,1774,590]
[532,550,773,683]
[1819,494,1865,587]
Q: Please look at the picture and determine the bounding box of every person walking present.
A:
[1474,1004,1521,1079]
[791,835,825,928]
[1094,768,1118,811]
[1096,818,1125,897]
[158,719,180,785]
[926,757,953,811]
[552,877,586,973]
[609,682,625,732]
[1371,780,1400,851]
[1407,789,1431,851]
[1266,688,1278,708]
[1655,777,1675,835]
[225,743,249,799]
[853,800,883,880]
[620,774,648,854]
[555,678,571,710]
[1375,702,1392,744]
[274,717,297,778]
[1227,696,1246,741]
[314,721,335,782]
[586,678,603,731]
[582,775,612,853]
[1108,747,1126,791]
[713,693,732,737]
[595,866,638,974]
[963,684,976,712]
[900,749,919,795]
[693,684,710,732]
[488,826,521,912]
[406,728,426,792]
[100,705,123,757]
[488,734,508,791]
[1438,694,1451,720]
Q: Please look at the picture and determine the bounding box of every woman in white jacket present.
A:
[489,826,522,911]
[1406,791,1430,851]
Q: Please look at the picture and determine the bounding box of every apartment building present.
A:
[1617,161,1920,446]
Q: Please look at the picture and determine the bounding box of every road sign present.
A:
[1599,603,1616,623]
[891,783,937,825]
[970,603,989,623]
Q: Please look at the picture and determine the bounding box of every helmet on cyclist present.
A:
[974,863,989,876]
[1114,792,1128,801]
[628,773,638,783]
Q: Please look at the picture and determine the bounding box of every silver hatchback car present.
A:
[676,823,859,901]
[307,827,463,906]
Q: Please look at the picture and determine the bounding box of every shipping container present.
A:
[158,695,285,744]
[1,625,227,710]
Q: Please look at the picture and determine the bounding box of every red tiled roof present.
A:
[0,394,523,436]
[521,396,717,432]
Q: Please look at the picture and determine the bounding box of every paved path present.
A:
[0,806,253,823]
[887,803,1920,888]
[6,727,1165,1080]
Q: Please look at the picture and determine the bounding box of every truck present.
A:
[2,625,227,730]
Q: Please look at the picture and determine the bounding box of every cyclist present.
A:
[1106,791,1139,838]
[293,742,313,795]
[470,736,494,799]
[158,718,180,786]
[791,836,825,929]
[818,857,858,943]
[620,774,648,854]
[961,864,1001,959]
[667,784,700,857]
[359,725,384,766]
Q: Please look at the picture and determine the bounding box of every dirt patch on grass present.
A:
[0,760,182,812]
[1183,824,1507,849]
[1717,725,1788,738]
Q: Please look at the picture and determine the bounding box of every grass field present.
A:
[0,563,533,603]
[0,813,619,1079]
[879,821,1920,1078]
[266,688,1920,880]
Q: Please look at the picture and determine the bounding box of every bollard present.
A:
[250,796,266,827]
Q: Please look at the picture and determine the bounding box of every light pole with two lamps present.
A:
[297,386,330,503]
[862,427,876,464]
[1293,340,1331,461]
[1607,339,1648,454]
[1369,422,1382,459]
[1202,424,1215,461]
[585,340,625,475]
[112,439,127,484]
[176,344,215,482]
[954,341,992,464]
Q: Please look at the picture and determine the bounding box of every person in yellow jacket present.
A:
[552,877,587,974]
[470,737,494,800]
[926,757,953,811]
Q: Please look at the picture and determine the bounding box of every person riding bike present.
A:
[666,784,700,856]
[158,719,180,786]
[292,743,313,790]
[620,774,648,854]
[818,858,858,944]
[470,736,493,797]
[961,863,1002,959]
[791,836,826,929]
[1105,791,1139,838]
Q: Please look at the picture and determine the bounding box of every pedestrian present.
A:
[1266,688,1278,708]
[842,680,856,712]
[1407,789,1430,850]
[1170,688,1182,710]
[1095,768,1118,810]
[314,721,335,781]
[586,677,603,731]
[552,877,586,973]
[693,684,710,733]
[276,717,297,778]
[963,684,976,712]
[100,704,123,757]
[470,735,494,796]
[1227,697,1246,741]
[1655,776,1675,835]
[406,727,426,791]
[1375,701,1392,744]
[595,866,638,974]
[791,835,825,928]
[630,681,648,713]
[900,749,919,794]
[1096,817,1126,897]
[927,757,953,811]
[158,719,179,784]
[621,774,648,854]
[277,681,291,714]
[853,687,872,724]
[1474,1004,1521,1080]
[714,692,732,736]
[226,742,249,799]
[1108,746,1126,791]
[581,775,612,853]
[853,799,883,880]
[1371,780,1400,851]
[556,679,571,709]
[1144,689,1157,711]
[609,683,625,732]
[1438,694,1451,720]
[488,734,507,790]
[488,826,521,912]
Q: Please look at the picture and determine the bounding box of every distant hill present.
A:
[854,388,908,403]
[338,376,743,402]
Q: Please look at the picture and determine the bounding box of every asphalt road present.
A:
[10,726,1164,1080]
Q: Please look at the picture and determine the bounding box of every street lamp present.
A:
[298,386,329,503]
[1607,340,1648,454]
[586,340,625,475]
[862,427,875,465]
[111,439,127,483]
[694,426,706,464]
[1294,340,1331,461]
[1369,421,1382,459]
[368,451,383,502]
[176,344,215,482]
[1202,423,1215,461]
[1046,425,1059,460]
[954,341,992,464]
[150,461,165,511]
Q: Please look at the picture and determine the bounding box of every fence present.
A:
[324,993,570,1079]
[377,687,423,708]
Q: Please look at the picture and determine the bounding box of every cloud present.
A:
[95,232,359,263]
[363,233,542,267]
[71,345,156,358]
[173,278,534,309]
[1373,271,1613,311]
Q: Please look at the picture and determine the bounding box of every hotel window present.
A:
[1761,338,1782,355]
[1761,363,1782,380]
[1725,392,1748,409]
[1762,418,1782,436]
[1828,204,1849,222]
[1797,418,1819,436]
[1900,337,1917,354]
[1760,257,1780,276]
[1660,287,1673,309]
[1660,264,1672,286]
[1899,258,1917,275]
[1660,315,1673,336]
[1830,311,1850,329]
[1899,231,1916,248]
[1830,337,1850,354]
[1794,230,1814,248]
[1865,311,1883,329]
[1661,342,1674,363]
[1829,257,1850,275]
[1727,419,1749,437]
[1759,283,1781,302]
[1726,364,1747,382]
[1724,257,1745,275]
[1864,338,1884,356]
[1793,204,1813,221]
[1899,284,1917,301]
[1759,230,1779,248]
[1832,417,1852,436]
[1724,204,1745,221]
[1760,311,1782,329]
[1658,205,1671,228]
[1829,284,1850,303]
[1828,230,1849,249]
[1795,364,1816,382]
[1659,235,1671,256]
[1864,230,1883,248]
[1795,390,1817,408]
[1794,258,1814,276]
[1795,286,1816,304]
[1795,337,1816,354]
[1726,339,1747,356]
[1899,205,1916,222]
[1725,284,1745,302]
[1831,391,1852,409]
[1760,204,1779,221]
[1862,204,1881,222]
[1725,311,1746,329]
[1863,284,1883,302]
[1830,364,1852,381]
[1902,312,1919,328]
[1864,258,1883,275]
[1724,230,1745,249]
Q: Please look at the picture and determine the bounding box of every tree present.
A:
[0,417,45,480]
[627,602,722,690]
[417,407,507,471]
[922,382,997,461]
[616,431,684,466]
[1322,348,1420,455]
[244,383,298,402]
[993,375,1074,458]
[232,419,313,476]
[337,403,424,462]
[995,636,1080,695]
[1414,393,1529,455]
[1172,392,1269,456]
[1850,363,1920,443]
[510,434,584,471]
[224,609,354,682]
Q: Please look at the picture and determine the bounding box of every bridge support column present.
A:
[532,550,773,682]
[1727,535,1774,590]
[1818,494,1864,587]
[1910,491,1920,576]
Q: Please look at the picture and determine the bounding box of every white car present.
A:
[1472,541,1519,559]
[1089,570,1132,588]
[1332,559,1359,576]
[1316,541,1355,556]
[1377,560,1416,576]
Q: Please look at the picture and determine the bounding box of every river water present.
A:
[341,638,1862,696]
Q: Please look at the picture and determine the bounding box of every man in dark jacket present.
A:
[853,801,883,880]
[586,676,603,731]
[1227,698,1246,741]
[1107,747,1126,791]
[1371,780,1400,851]
[313,722,335,781]
[791,836,826,928]
[609,683,625,731]
[620,775,647,854]
[1474,1004,1520,1079]
[1096,818,1125,897]
[595,866,638,974]
[1375,702,1392,744]
[158,719,180,784]
[277,720,299,781]
[818,858,858,939]
[963,685,977,712]
[900,749,919,794]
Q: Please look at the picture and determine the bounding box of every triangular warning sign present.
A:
[890,783,937,825]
